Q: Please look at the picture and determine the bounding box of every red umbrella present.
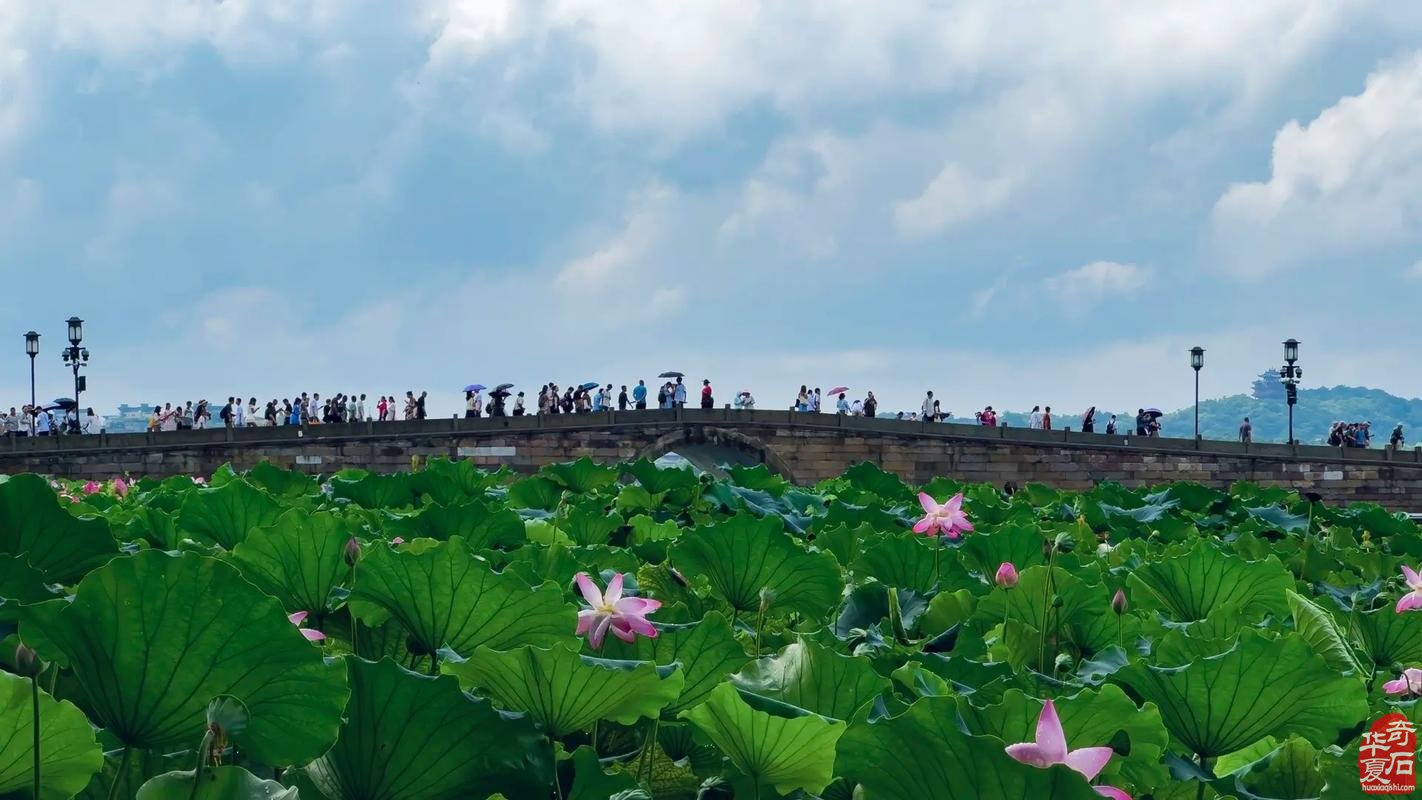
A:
[828,386,849,396]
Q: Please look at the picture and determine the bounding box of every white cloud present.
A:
[894,163,1020,237]
[1211,51,1422,277]
[1043,261,1153,306]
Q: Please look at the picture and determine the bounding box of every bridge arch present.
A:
[633,425,794,479]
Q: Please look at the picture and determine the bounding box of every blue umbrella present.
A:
[464,384,486,393]
[580,382,600,391]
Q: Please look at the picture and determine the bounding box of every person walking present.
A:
[618,385,629,411]
[811,388,822,412]
[1106,414,1118,435]
[1042,406,1053,431]
[513,392,525,416]
[1081,407,1095,433]
[796,385,809,412]
[701,379,714,409]
[1239,416,1252,443]
[1390,423,1405,448]
[465,391,478,418]
[1135,409,1148,436]
[921,391,935,422]
[836,392,849,414]
[1029,405,1043,430]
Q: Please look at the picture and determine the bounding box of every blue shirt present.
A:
[632,384,647,403]
[673,384,686,404]
[290,404,302,425]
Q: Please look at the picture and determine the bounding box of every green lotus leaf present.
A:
[0,554,52,607]
[328,471,418,510]
[506,476,563,511]
[541,457,619,494]
[0,670,104,799]
[974,565,1133,658]
[1128,538,1293,622]
[444,643,684,736]
[1285,590,1368,678]
[1355,605,1422,668]
[19,550,349,765]
[1233,736,1325,800]
[558,499,625,547]
[679,682,845,797]
[1116,629,1368,758]
[241,461,318,500]
[383,498,525,550]
[726,464,789,496]
[498,543,640,590]
[623,458,700,503]
[601,611,748,714]
[177,478,284,549]
[732,638,889,720]
[1246,505,1309,533]
[960,524,1047,576]
[814,523,875,568]
[135,766,297,799]
[837,695,1104,799]
[0,474,117,583]
[307,657,552,800]
[76,747,186,800]
[408,458,510,505]
[567,745,641,800]
[839,462,914,504]
[853,534,974,594]
[955,685,1169,784]
[230,509,350,614]
[350,536,575,659]
[668,513,842,620]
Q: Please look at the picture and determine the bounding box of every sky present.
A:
[3,1,1422,419]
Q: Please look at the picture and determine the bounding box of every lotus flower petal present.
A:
[1094,787,1132,800]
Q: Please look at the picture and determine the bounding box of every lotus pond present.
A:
[1,458,1421,799]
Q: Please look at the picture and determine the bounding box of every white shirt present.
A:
[83,413,104,434]
[921,396,933,417]
[1029,411,1044,429]
[235,404,246,426]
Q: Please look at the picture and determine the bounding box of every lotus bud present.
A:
[758,587,777,615]
[994,562,1019,589]
[344,536,361,566]
[1111,588,1128,616]
[390,537,405,546]
[13,643,40,677]
[112,477,129,498]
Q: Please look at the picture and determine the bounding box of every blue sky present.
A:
[3,1,1422,418]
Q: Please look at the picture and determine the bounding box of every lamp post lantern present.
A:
[1190,347,1205,440]
[60,317,89,434]
[23,331,39,435]
[1280,339,1302,445]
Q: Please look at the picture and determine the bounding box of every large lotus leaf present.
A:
[1246,505,1309,533]
[974,565,1132,658]
[837,695,1104,799]
[624,458,701,501]
[382,498,525,550]
[444,643,684,736]
[1116,629,1368,758]
[0,474,117,583]
[75,747,187,800]
[1355,605,1422,668]
[558,499,625,547]
[1232,736,1325,800]
[242,461,318,500]
[0,554,51,606]
[19,550,349,765]
[679,682,844,797]
[177,479,284,549]
[955,685,1169,785]
[350,537,574,659]
[307,657,552,800]
[732,638,889,721]
[567,745,642,800]
[1285,590,1368,678]
[668,514,842,620]
[541,457,619,494]
[960,524,1047,575]
[1127,538,1293,622]
[230,509,350,613]
[725,464,789,497]
[0,670,104,799]
[408,458,510,505]
[499,543,641,590]
[506,476,563,511]
[601,611,748,714]
[852,534,974,595]
[814,523,876,569]
[328,472,418,510]
[839,461,914,504]
[831,582,928,639]
[135,767,297,799]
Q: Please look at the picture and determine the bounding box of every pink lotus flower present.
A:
[913,492,973,540]
[192,476,207,486]
[574,572,661,649]
[287,611,326,642]
[82,481,102,495]
[112,477,129,498]
[995,562,1019,588]
[1384,667,1422,696]
[1005,698,1130,799]
[390,537,405,546]
[1396,565,1422,613]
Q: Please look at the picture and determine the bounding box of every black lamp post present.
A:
[1280,339,1301,445]
[23,331,39,435]
[60,317,89,434]
[1190,347,1205,440]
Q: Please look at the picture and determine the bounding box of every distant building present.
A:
[106,403,152,434]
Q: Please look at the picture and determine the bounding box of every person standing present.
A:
[1239,416,1252,443]
[811,388,822,413]
[82,407,103,434]
[921,391,935,422]
[1029,405,1043,430]
[1106,414,1118,435]
[796,386,809,412]
[465,391,478,418]
[633,380,647,410]
[513,392,525,416]
[618,385,630,411]
[863,391,878,418]
[416,391,428,420]
[1390,423,1404,448]
[1135,409,1148,436]
[1081,407,1095,433]
[673,378,687,409]
[837,392,849,414]
[701,379,714,409]
[1042,406,1053,431]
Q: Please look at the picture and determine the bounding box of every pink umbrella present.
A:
[828,386,849,395]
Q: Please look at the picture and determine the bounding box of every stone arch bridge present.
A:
[3,408,1421,509]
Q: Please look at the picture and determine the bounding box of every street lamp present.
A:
[1280,339,1302,445]
[1190,347,1205,440]
[23,331,39,435]
[60,317,89,434]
